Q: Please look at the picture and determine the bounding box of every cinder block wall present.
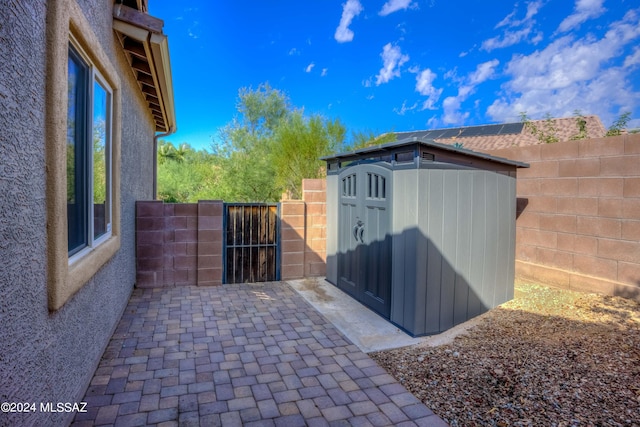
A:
[136,200,223,287]
[279,179,327,280]
[280,201,306,280]
[302,179,327,277]
[490,134,640,300]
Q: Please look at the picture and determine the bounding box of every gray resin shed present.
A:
[323,137,529,336]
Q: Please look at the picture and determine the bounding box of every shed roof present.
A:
[322,137,530,168]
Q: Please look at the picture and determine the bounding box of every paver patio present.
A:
[71,281,447,426]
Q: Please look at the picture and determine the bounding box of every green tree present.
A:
[272,111,346,199]
[157,142,223,202]
[606,112,631,136]
[570,110,588,140]
[520,112,559,144]
[156,83,354,203]
[158,141,177,165]
[214,83,290,202]
[348,129,396,150]
[216,83,347,201]
[93,118,107,204]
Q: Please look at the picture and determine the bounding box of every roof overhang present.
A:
[113,4,175,133]
[322,137,530,168]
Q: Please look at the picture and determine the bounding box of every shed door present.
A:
[338,164,392,318]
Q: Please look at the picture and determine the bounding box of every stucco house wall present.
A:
[0,1,157,425]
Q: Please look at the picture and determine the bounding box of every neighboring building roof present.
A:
[394,115,607,152]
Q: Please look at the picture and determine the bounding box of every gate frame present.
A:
[222,202,281,284]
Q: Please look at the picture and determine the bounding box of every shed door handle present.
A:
[353,220,365,243]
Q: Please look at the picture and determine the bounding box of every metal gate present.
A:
[224,203,280,284]
[338,164,392,318]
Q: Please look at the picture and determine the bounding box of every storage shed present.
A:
[323,137,529,336]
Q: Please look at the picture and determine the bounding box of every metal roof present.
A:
[394,122,524,140]
[322,137,530,168]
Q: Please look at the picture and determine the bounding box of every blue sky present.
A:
[149,0,640,151]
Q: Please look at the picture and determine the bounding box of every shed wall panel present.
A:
[469,172,488,318]
[440,172,460,332]
[482,173,499,310]
[453,172,474,326]
[423,170,444,335]
[495,174,515,305]
[326,174,339,284]
[390,170,418,328]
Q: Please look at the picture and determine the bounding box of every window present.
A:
[366,173,386,199]
[47,1,122,311]
[342,174,357,197]
[67,44,112,258]
[395,151,414,163]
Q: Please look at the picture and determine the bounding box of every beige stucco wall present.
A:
[0,1,157,425]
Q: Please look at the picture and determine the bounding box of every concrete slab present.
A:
[288,277,483,353]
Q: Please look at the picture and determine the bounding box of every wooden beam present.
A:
[113,4,163,34]
[123,38,147,59]
[131,58,151,75]
[137,73,155,87]
[141,85,157,97]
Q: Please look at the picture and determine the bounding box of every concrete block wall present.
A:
[280,201,306,280]
[136,201,166,287]
[136,200,223,287]
[198,201,224,286]
[490,133,640,300]
[303,179,327,277]
[279,179,328,280]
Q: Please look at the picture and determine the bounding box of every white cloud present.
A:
[415,69,437,95]
[441,60,500,124]
[624,47,640,68]
[394,100,418,115]
[482,28,543,51]
[375,43,410,85]
[289,48,300,56]
[468,59,499,85]
[415,69,443,110]
[442,95,469,124]
[334,0,363,43]
[379,0,417,16]
[496,1,542,28]
[305,63,315,73]
[487,9,640,125]
[558,0,606,33]
[321,68,329,77]
[482,1,543,51]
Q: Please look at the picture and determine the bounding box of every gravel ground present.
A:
[370,281,640,426]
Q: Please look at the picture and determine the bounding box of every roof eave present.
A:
[113,5,176,133]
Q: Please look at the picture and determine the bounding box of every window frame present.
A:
[67,41,114,263]
[46,0,122,311]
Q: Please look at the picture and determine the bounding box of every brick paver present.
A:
[72,282,447,426]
